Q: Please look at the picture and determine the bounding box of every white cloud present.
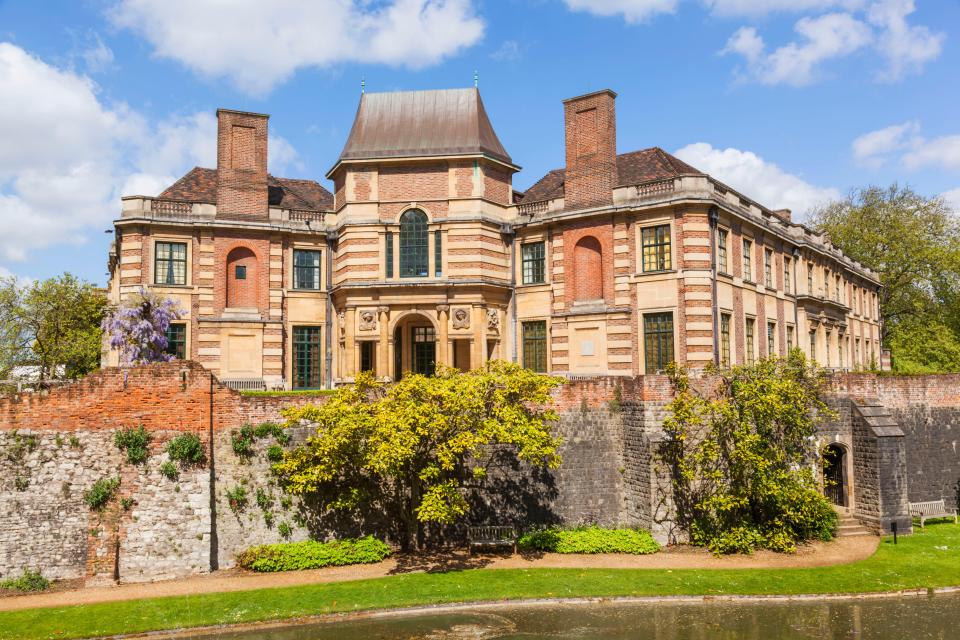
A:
[942,188,960,213]
[852,120,919,165]
[723,13,872,86]
[562,0,678,23]
[80,33,115,74]
[720,0,943,86]
[108,0,485,95]
[0,42,302,264]
[491,40,521,61]
[674,142,841,216]
[902,135,960,171]
[868,0,943,81]
[704,1,865,16]
[853,121,960,171]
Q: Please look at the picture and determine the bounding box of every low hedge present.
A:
[237,536,391,572]
[0,569,49,592]
[518,526,660,555]
[239,390,338,397]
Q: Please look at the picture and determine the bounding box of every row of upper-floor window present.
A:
[518,224,880,320]
[152,240,324,290]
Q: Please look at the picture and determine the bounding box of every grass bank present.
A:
[2,524,959,640]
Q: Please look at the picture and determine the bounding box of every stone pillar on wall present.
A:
[344,307,356,378]
[437,305,450,367]
[852,399,912,535]
[377,306,390,379]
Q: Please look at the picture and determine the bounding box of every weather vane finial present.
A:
[474,70,478,88]
[361,77,365,94]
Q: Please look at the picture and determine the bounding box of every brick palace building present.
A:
[105,88,884,389]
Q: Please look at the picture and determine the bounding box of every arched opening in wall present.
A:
[399,209,429,278]
[226,246,259,310]
[823,443,848,507]
[392,312,436,380]
[573,236,603,302]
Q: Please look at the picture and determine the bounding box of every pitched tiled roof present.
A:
[335,88,513,167]
[520,147,703,204]
[158,167,333,211]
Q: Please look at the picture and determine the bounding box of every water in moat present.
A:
[186,593,960,639]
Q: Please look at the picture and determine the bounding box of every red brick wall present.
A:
[0,361,317,433]
[563,90,617,211]
[216,110,268,219]
[379,163,447,201]
[483,164,511,205]
[225,246,259,308]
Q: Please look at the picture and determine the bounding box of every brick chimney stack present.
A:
[216,108,269,219]
[562,89,617,210]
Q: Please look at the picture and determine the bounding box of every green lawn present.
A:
[3,524,959,640]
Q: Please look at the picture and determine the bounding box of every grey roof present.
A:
[333,88,514,170]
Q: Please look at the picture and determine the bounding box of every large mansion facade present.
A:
[106,88,884,389]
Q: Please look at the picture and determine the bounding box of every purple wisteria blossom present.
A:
[102,288,183,365]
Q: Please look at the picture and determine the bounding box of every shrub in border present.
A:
[236,536,391,572]
[518,526,660,555]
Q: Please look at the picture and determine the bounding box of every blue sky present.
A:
[0,0,957,286]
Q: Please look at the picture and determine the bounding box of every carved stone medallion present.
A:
[451,307,470,330]
[359,310,377,331]
[486,308,500,332]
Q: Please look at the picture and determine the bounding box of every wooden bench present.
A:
[909,499,958,528]
[467,526,516,554]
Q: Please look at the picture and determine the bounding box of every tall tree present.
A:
[0,274,107,381]
[274,362,564,550]
[810,185,960,372]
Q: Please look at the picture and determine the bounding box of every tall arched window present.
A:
[399,209,428,277]
[573,236,603,301]
[226,246,258,309]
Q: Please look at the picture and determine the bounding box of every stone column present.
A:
[436,304,450,367]
[344,307,356,378]
[377,306,390,379]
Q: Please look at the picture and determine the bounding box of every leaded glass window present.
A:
[165,323,186,359]
[360,341,375,373]
[742,240,753,281]
[717,229,729,274]
[412,325,436,375]
[399,209,428,278]
[522,321,547,372]
[385,232,394,278]
[293,249,321,290]
[434,231,442,277]
[155,241,187,285]
[764,249,773,288]
[767,321,776,357]
[522,242,545,284]
[293,326,322,389]
[784,257,792,294]
[641,225,671,272]
[643,312,674,373]
[720,313,731,367]
[746,318,756,364]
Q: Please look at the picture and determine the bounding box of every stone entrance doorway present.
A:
[823,443,848,507]
[393,314,437,379]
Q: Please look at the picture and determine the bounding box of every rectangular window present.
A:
[385,232,394,278]
[720,313,731,367]
[164,323,186,360]
[359,341,375,373]
[825,330,832,367]
[434,231,442,277]
[643,312,675,373]
[154,241,187,285]
[642,225,672,272]
[764,249,773,288]
[787,325,795,351]
[234,264,246,280]
[521,241,546,284]
[745,318,755,364]
[784,257,792,294]
[293,249,321,290]
[767,321,776,357]
[810,331,817,362]
[292,326,322,389]
[742,239,753,281]
[808,263,814,294]
[824,269,830,298]
[835,276,842,302]
[717,229,729,274]
[522,321,548,373]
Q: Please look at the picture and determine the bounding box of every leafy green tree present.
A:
[0,273,107,380]
[657,353,837,555]
[887,320,960,374]
[810,186,960,373]
[274,362,564,549]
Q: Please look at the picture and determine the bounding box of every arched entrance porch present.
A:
[391,312,437,380]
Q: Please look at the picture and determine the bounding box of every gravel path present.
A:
[0,535,878,613]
